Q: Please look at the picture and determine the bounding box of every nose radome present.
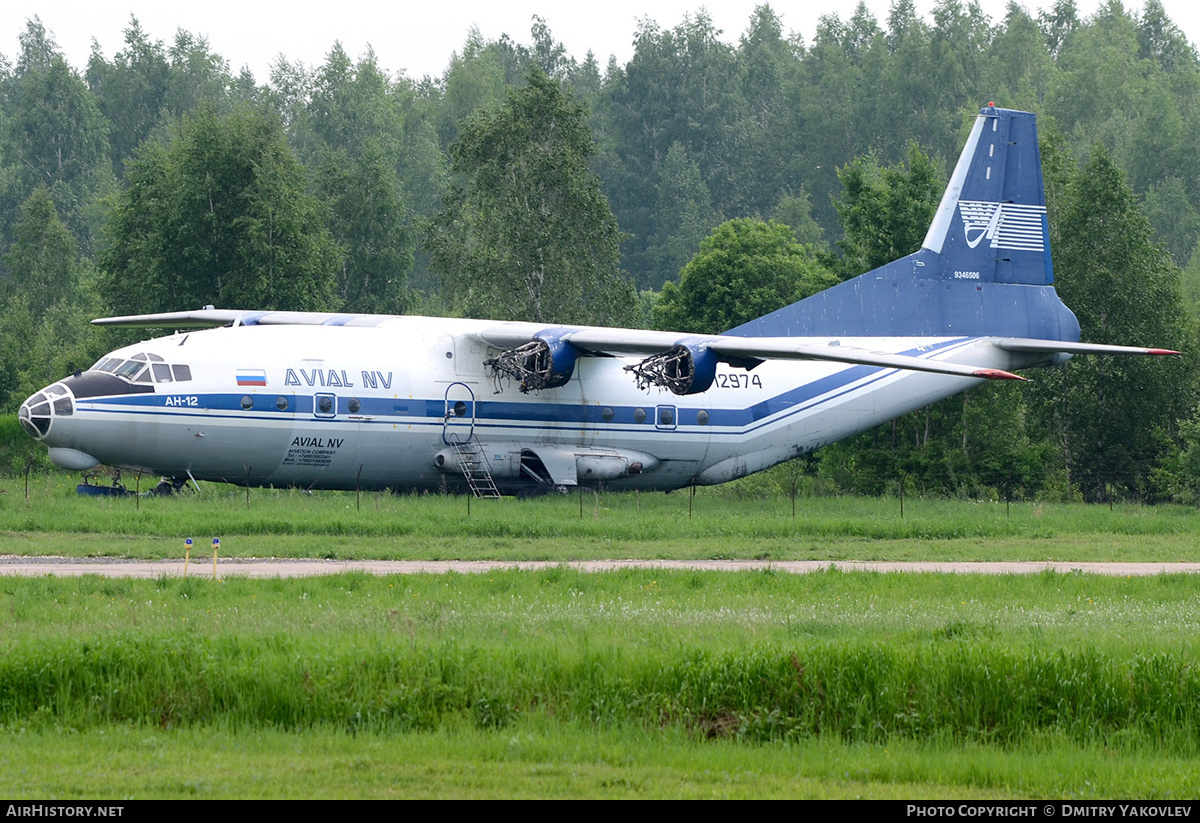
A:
[18,391,51,439]
[18,383,75,441]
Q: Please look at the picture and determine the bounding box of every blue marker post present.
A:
[212,538,220,580]
[184,538,193,577]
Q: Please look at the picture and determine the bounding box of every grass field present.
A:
[3,474,1200,798]
[8,725,1199,799]
[3,565,1200,797]
[2,475,1199,562]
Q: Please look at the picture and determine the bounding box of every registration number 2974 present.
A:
[715,373,763,389]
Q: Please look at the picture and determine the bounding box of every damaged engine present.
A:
[624,344,718,395]
[485,336,578,393]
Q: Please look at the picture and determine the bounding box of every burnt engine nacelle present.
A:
[625,344,719,395]
[485,334,578,393]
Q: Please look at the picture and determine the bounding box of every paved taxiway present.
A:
[2,557,1200,578]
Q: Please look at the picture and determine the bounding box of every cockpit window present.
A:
[116,360,145,379]
[91,352,193,383]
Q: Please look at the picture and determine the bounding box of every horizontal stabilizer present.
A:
[997,338,1182,356]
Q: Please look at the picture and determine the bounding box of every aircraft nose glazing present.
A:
[18,383,74,441]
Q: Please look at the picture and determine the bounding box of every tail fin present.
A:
[728,105,1080,342]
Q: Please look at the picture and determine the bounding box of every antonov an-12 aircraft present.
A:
[18,106,1179,496]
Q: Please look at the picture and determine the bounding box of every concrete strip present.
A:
[1,557,1199,578]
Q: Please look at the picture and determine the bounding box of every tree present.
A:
[427,65,635,326]
[1031,144,1197,500]
[652,218,836,334]
[3,19,113,254]
[435,29,508,148]
[833,142,943,276]
[1138,0,1197,73]
[1143,176,1200,268]
[987,2,1056,108]
[0,187,105,412]
[529,16,573,81]
[3,186,79,319]
[604,12,744,285]
[925,0,993,143]
[647,141,719,288]
[314,140,413,314]
[734,5,802,217]
[164,30,236,115]
[85,17,171,177]
[303,45,401,160]
[100,103,340,315]
[1040,0,1079,59]
[772,189,827,250]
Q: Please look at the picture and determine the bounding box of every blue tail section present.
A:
[728,106,1081,341]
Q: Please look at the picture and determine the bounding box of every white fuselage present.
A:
[23,317,1033,492]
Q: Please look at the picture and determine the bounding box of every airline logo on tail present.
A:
[958,201,1046,251]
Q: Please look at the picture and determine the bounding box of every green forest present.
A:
[3,0,1200,503]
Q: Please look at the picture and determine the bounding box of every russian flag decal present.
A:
[236,369,267,387]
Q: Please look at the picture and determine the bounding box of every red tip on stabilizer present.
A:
[1147,348,1183,356]
[973,368,1026,381]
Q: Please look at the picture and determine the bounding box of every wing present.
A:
[90,309,398,328]
[91,309,1179,387]
[478,325,1182,393]
[479,325,1027,383]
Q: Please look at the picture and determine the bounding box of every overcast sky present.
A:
[3,1,1199,83]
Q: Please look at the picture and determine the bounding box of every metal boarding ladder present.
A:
[448,435,501,499]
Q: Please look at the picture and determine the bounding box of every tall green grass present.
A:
[3,570,1200,752]
[7,633,1199,748]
